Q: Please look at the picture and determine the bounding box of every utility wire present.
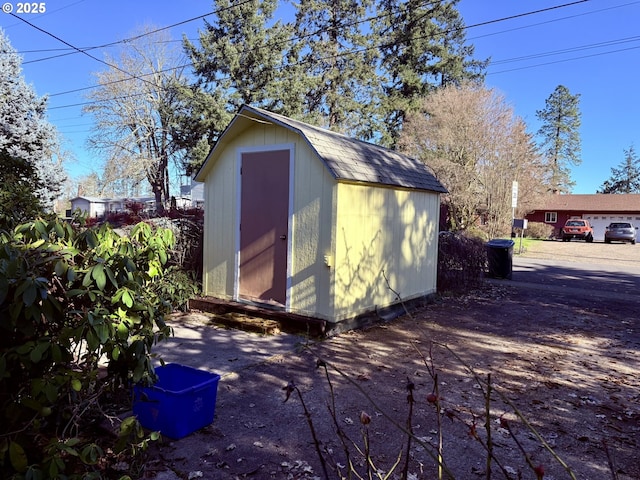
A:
[48,0,595,107]
[490,35,640,65]
[489,44,640,75]
[1,0,88,29]
[468,0,640,42]
[47,0,440,98]
[50,92,149,110]
[15,0,638,60]
[9,12,161,89]
[49,0,634,115]
[20,0,255,65]
[20,0,588,67]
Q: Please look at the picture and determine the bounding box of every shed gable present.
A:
[196,105,447,195]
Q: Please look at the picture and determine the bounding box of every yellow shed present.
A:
[194,105,447,332]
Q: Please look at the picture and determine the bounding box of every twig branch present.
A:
[283,380,331,480]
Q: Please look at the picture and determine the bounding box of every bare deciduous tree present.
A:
[84,27,189,213]
[399,83,545,238]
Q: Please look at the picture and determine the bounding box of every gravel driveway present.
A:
[508,239,640,300]
[519,238,640,266]
[145,240,640,480]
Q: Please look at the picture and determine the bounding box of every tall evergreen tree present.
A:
[598,145,640,193]
[185,0,292,110]
[177,0,487,167]
[0,151,44,230]
[375,0,487,145]
[536,84,582,194]
[180,0,295,173]
[292,0,381,139]
[0,29,65,215]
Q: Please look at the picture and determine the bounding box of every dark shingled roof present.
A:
[235,105,448,193]
[531,194,640,212]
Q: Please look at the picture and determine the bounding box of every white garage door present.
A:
[584,213,640,241]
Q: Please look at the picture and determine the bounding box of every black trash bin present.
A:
[486,239,515,279]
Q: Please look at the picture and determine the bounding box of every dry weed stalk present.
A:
[286,340,583,480]
[286,276,581,479]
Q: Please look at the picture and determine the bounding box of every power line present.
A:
[46,0,440,98]
[47,0,594,108]
[488,44,640,75]
[20,0,255,65]
[9,13,161,89]
[49,62,191,97]
[490,35,640,65]
[468,1,640,42]
[458,0,590,31]
[1,0,89,29]
[57,129,93,134]
[49,91,149,110]
[47,0,634,116]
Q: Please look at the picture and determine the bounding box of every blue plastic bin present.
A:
[133,363,220,439]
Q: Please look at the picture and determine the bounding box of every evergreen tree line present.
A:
[173,0,488,175]
[599,145,640,194]
[0,29,66,229]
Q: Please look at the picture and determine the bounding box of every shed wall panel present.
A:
[333,183,439,320]
[201,148,237,299]
[288,138,336,319]
[201,123,337,318]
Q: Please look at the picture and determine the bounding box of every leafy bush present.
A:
[0,216,175,478]
[152,266,200,312]
[99,205,204,284]
[524,221,554,239]
[464,225,490,242]
[0,152,44,231]
[437,231,487,293]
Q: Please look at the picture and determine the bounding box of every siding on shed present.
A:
[197,105,446,323]
[201,139,237,300]
[287,135,335,319]
[332,183,440,320]
[201,122,337,318]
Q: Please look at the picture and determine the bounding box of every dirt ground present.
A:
[142,241,640,480]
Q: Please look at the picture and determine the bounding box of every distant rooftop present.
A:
[531,194,640,212]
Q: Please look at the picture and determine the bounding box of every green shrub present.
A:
[0,216,175,478]
[152,266,200,312]
[464,225,490,242]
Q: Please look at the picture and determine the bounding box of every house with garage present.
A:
[69,196,156,218]
[525,194,640,241]
[69,196,109,218]
[194,105,447,331]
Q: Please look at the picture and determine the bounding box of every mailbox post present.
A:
[512,218,528,254]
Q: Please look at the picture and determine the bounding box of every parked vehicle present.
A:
[604,222,637,244]
[561,219,594,242]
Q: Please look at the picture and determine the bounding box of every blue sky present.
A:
[1,0,639,195]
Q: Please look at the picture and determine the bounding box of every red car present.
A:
[561,219,594,242]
